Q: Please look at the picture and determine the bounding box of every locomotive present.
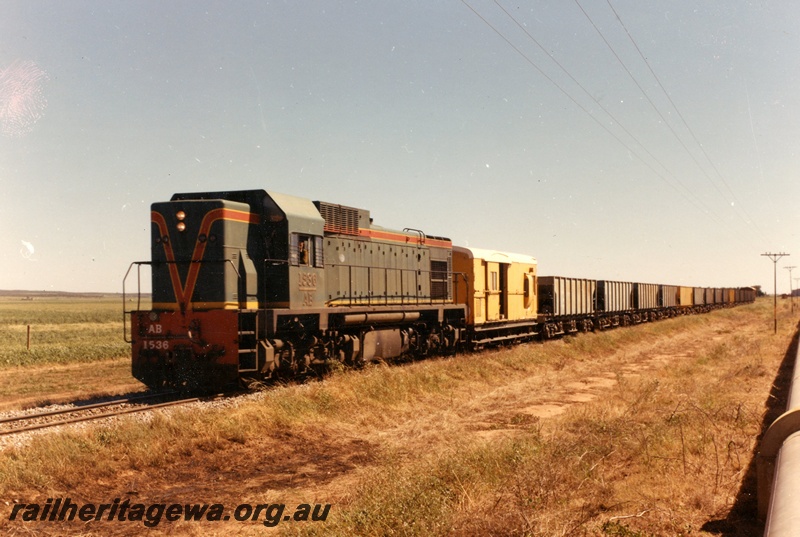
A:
[123,189,755,392]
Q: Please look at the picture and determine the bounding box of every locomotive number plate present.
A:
[142,340,169,350]
[298,272,317,290]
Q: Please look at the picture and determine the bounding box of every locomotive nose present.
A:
[131,309,240,392]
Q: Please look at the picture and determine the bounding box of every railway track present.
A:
[0,392,206,437]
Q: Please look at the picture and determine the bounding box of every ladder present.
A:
[238,311,259,373]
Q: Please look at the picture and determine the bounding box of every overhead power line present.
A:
[602,0,768,243]
[462,0,772,249]
[461,0,724,225]
[786,266,796,313]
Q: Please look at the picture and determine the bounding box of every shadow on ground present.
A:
[701,320,800,536]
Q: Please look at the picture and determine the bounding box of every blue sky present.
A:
[1,1,798,293]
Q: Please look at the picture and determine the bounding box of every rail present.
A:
[0,394,204,437]
[759,324,800,534]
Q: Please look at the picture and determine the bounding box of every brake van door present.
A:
[486,261,501,321]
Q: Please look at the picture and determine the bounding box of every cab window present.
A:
[290,234,323,267]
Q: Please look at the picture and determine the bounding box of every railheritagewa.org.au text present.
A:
[8,498,331,528]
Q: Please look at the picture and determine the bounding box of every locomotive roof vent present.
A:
[314,201,368,236]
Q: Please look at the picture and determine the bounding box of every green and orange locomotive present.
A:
[125,188,755,392]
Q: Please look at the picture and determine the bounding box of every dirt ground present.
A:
[1,304,795,536]
[0,358,143,412]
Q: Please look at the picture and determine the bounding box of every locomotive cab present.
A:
[150,198,258,311]
[131,197,261,390]
[130,190,333,390]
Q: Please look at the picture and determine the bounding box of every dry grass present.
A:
[0,359,141,411]
[0,298,794,536]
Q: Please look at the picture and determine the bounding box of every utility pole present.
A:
[787,266,797,313]
[762,253,789,334]
[796,277,800,315]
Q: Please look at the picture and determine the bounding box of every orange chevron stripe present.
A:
[152,208,259,308]
[151,212,183,304]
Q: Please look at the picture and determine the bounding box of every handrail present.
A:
[122,261,151,343]
[122,259,245,343]
[402,228,426,246]
[124,258,468,339]
[324,263,459,307]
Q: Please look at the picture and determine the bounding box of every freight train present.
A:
[123,189,756,391]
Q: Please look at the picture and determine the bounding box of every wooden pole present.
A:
[27,325,31,350]
[763,253,790,334]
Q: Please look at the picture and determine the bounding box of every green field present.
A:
[0,294,146,367]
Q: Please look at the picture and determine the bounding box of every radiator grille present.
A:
[316,202,360,236]
[431,260,450,300]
